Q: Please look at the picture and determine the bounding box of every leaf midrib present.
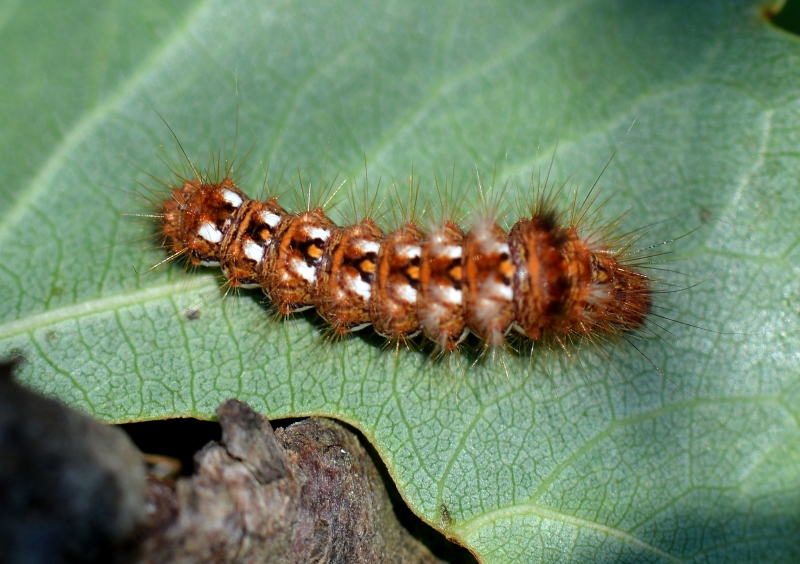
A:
[0,276,217,341]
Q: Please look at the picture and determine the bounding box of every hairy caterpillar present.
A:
[148,148,654,357]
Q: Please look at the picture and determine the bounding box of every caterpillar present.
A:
[151,155,653,356]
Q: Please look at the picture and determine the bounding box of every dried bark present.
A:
[137,400,444,563]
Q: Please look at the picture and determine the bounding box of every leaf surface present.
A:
[1,0,799,561]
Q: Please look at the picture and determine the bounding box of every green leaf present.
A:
[2,0,799,561]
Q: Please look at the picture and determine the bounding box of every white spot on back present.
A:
[308,227,331,241]
[198,222,223,243]
[396,283,417,303]
[292,258,317,283]
[479,278,513,304]
[357,240,381,254]
[222,190,243,208]
[438,286,462,305]
[244,240,264,263]
[349,276,372,301]
[260,211,282,227]
[442,245,462,259]
[497,284,514,301]
[397,245,421,260]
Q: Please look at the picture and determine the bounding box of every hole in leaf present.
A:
[766,0,800,35]
[120,418,220,476]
